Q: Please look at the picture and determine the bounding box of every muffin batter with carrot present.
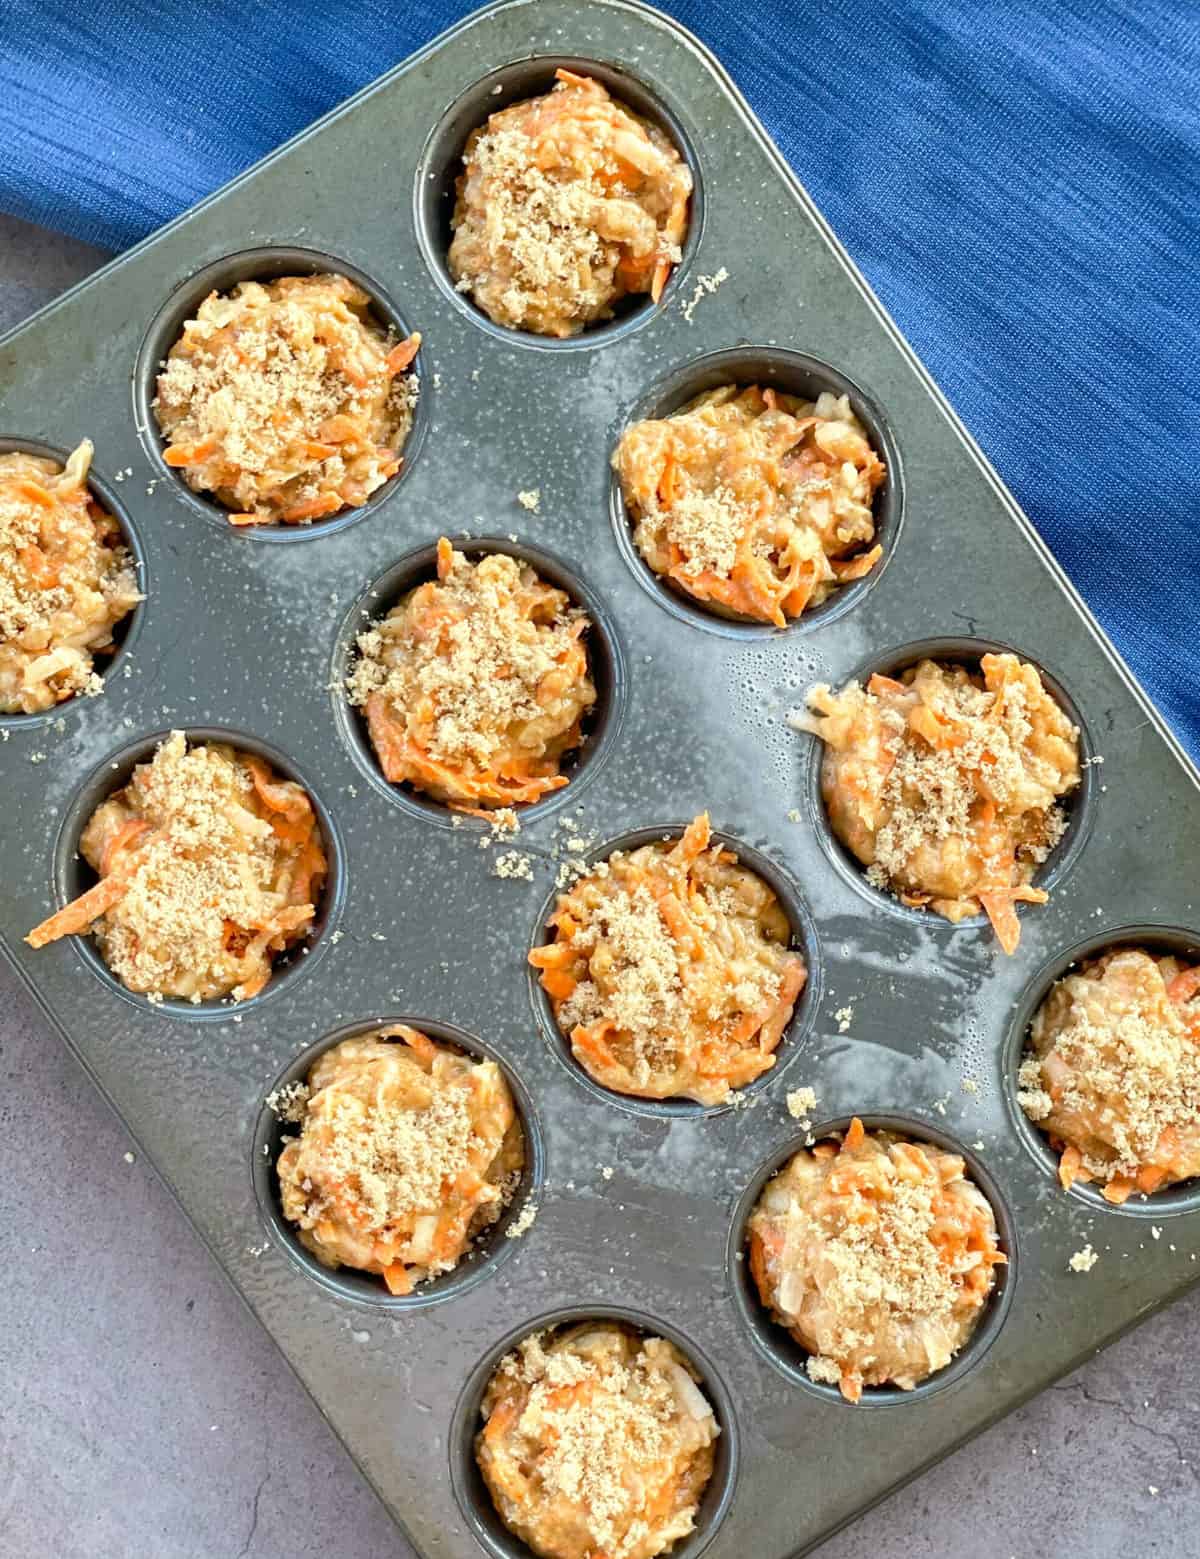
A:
[614,384,885,625]
[798,654,1080,952]
[1019,947,1200,1202]
[26,731,325,1002]
[0,439,140,713]
[275,1025,524,1293]
[476,1321,718,1559]
[747,1119,1004,1401]
[153,273,419,525]
[530,813,806,1105]
[449,69,692,337]
[347,539,596,809]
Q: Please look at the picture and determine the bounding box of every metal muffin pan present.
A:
[1,1,1198,1555]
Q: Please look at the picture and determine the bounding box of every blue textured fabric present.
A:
[2,1,1198,753]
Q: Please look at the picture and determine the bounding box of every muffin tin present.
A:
[2,1,1198,1555]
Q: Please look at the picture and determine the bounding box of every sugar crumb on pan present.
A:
[680,266,729,323]
[492,850,533,881]
[504,1199,538,1238]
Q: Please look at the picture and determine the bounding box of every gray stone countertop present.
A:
[1,211,1196,1558]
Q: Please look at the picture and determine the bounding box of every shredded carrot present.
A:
[832,544,883,580]
[25,872,130,948]
[163,440,218,467]
[397,1026,439,1068]
[382,1262,413,1296]
[15,478,55,508]
[278,492,342,523]
[99,818,153,877]
[1167,967,1200,1008]
[1058,1142,1084,1190]
[384,333,421,376]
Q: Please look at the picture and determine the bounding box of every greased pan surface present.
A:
[2,2,1198,1556]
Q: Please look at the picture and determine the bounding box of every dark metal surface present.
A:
[1,2,1198,1556]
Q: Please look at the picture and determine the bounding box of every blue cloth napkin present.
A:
[2,1,1198,754]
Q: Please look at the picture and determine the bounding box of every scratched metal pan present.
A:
[1,1,1198,1555]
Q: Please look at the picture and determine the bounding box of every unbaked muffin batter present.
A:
[276,1025,524,1292]
[799,654,1080,952]
[0,440,140,713]
[476,1321,718,1559]
[154,273,419,525]
[614,384,884,625]
[1020,947,1200,1202]
[27,731,325,1002]
[530,812,806,1104]
[449,69,691,337]
[748,1119,1004,1401]
[347,538,595,809]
